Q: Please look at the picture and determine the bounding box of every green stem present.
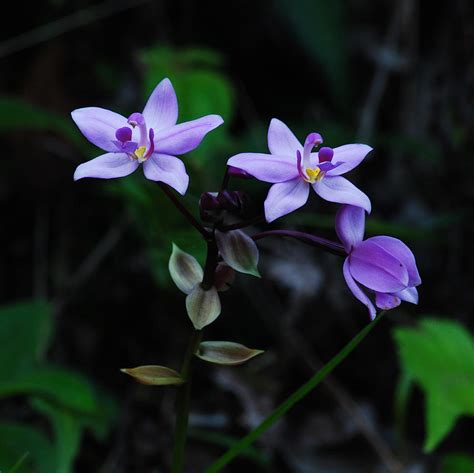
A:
[171,329,203,473]
[205,312,385,473]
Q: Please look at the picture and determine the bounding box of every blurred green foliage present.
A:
[276,0,349,108]
[394,318,474,452]
[0,301,116,473]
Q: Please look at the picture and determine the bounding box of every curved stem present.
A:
[158,182,210,239]
[253,229,346,256]
[205,312,386,472]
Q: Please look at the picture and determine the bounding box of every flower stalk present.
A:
[170,329,203,473]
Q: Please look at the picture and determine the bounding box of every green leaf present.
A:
[0,366,98,414]
[205,313,384,472]
[440,453,474,473]
[0,97,81,145]
[394,318,474,452]
[0,422,55,473]
[121,365,185,386]
[0,301,52,379]
[31,398,82,473]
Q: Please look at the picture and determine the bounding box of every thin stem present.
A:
[253,229,346,256]
[171,329,203,473]
[202,236,219,289]
[158,182,210,239]
[205,312,385,473]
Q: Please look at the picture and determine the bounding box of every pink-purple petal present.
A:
[73,152,139,181]
[267,118,302,156]
[325,144,373,176]
[366,236,421,287]
[343,258,376,319]
[264,178,310,222]
[313,176,372,213]
[154,115,223,155]
[142,154,189,195]
[227,153,299,184]
[71,107,128,152]
[349,240,410,292]
[142,78,178,131]
[394,287,419,304]
[375,292,401,310]
[335,205,365,252]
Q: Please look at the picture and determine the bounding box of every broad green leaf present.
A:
[0,301,51,379]
[0,422,54,473]
[0,97,81,145]
[31,398,82,473]
[0,366,97,414]
[394,318,474,452]
[121,365,184,386]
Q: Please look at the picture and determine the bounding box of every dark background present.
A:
[0,0,473,472]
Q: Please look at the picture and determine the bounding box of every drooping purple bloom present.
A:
[227,119,372,222]
[336,205,421,319]
[72,78,224,194]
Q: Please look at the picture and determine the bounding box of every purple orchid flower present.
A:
[227,119,372,222]
[72,78,223,195]
[336,205,421,319]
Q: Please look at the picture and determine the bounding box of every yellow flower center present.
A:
[304,167,323,183]
[134,146,147,162]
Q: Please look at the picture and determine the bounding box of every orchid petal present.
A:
[313,176,371,213]
[142,154,189,195]
[227,153,299,183]
[325,144,373,176]
[350,240,409,292]
[264,178,310,222]
[375,292,401,310]
[267,118,302,156]
[142,78,178,131]
[366,236,421,287]
[343,258,376,319]
[394,286,419,304]
[73,152,139,181]
[154,115,223,155]
[71,107,127,152]
[335,205,365,252]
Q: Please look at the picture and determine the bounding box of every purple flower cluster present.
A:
[72,78,420,319]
